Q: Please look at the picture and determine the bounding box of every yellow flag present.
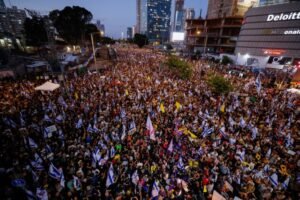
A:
[220,103,225,113]
[125,89,129,96]
[188,131,198,139]
[160,103,165,113]
[175,101,181,111]
[74,92,79,100]
[203,185,207,193]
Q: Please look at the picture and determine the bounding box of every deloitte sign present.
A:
[267,12,300,22]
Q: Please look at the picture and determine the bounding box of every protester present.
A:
[0,46,299,200]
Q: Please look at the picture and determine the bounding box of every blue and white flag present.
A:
[49,163,61,180]
[26,137,38,149]
[239,117,246,128]
[3,117,17,128]
[167,139,174,152]
[87,124,94,133]
[264,164,270,173]
[43,114,52,123]
[120,108,126,119]
[128,120,136,134]
[269,173,278,187]
[251,126,258,140]
[132,170,139,185]
[36,188,48,200]
[75,118,83,129]
[219,126,227,138]
[60,169,65,188]
[55,114,63,123]
[255,74,262,94]
[73,175,81,191]
[121,124,126,140]
[31,160,44,171]
[93,124,99,133]
[201,127,214,138]
[177,156,185,170]
[151,180,160,199]
[106,164,115,187]
[25,189,37,200]
[110,146,116,158]
[282,177,290,190]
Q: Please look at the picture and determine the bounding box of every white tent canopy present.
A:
[35,81,60,91]
[287,88,300,95]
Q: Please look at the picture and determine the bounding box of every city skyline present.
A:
[7,0,207,39]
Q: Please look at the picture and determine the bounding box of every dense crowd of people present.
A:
[0,46,299,200]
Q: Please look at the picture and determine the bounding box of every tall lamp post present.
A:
[90,31,104,64]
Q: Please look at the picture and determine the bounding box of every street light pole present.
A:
[90,33,96,64]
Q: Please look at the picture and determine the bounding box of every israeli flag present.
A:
[43,114,52,123]
[264,164,270,173]
[128,120,136,134]
[201,127,214,138]
[177,156,185,170]
[25,189,37,200]
[49,163,61,180]
[131,170,139,185]
[167,139,174,152]
[219,127,227,138]
[73,176,81,191]
[36,188,48,200]
[45,144,52,154]
[30,160,44,171]
[60,169,65,188]
[255,74,262,94]
[75,118,83,129]
[87,124,94,133]
[93,124,99,133]
[110,146,116,158]
[251,126,258,140]
[27,137,38,149]
[269,173,278,187]
[106,164,115,187]
[120,108,126,119]
[121,124,126,140]
[151,180,160,199]
[239,117,246,128]
[282,177,290,190]
[55,114,63,123]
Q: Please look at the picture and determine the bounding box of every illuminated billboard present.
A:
[171,32,185,42]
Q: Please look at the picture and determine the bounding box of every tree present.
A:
[23,16,48,47]
[133,33,148,48]
[0,48,10,66]
[85,23,99,40]
[221,55,233,65]
[207,74,233,95]
[166,56,192,80]
[49,6,93,45]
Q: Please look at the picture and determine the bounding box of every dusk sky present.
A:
[7,0,208,39]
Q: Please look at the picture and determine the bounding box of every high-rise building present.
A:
[0,6,26,38]
[207,0,259,19]
[147,0,172,42]
[0,0,5,9]
[136,0,148,34]
[96,20,105,36]
[173,0,185,32]
[127,27,133,39]
[185,8,195,20]
[259,0,292,6]
[136,0,172,42]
